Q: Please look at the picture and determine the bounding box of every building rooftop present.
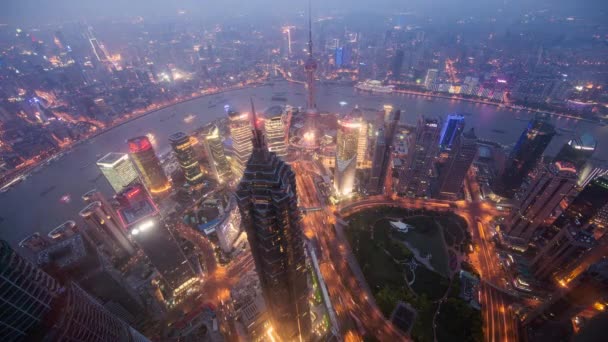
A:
[37,234,88,269]
[265,105,284,118]
[97,152,129,167]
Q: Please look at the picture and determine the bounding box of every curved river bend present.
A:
[2,81,607,246]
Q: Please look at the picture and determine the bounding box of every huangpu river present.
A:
[2,81,607,246]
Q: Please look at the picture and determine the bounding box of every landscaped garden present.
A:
[344,206,480,342]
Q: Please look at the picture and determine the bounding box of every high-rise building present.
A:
[350,107,369,169]
[228,110,253,179]
[438,114,465,150]
[97,152,139,193]
[80,199,137,259]
[236,101,311,340]
[399,117,440,197]
[531,177,608,281]
[424,69,439,89]
[334,114,361,196]
[524,258,608,335]
[507,161,578,242]
[577,159,608,188]
[200,124,233,184]
[437,128,477,199]
[37,230,145,323]
[1,240,149,341]
[128,136,171,195]
[264,106,288,159]
[493,117,555,198]
[531,228,596,281]
[368,108,401,194]
[115,184,198,296]
[554,133,596,169]
[169,132,204,185]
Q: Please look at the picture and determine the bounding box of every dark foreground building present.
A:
[0,240,149,341]
[236,100,311,340]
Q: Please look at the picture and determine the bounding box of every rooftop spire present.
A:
[250,97,264,149]
[307,0,313,56]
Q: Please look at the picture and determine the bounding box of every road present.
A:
[293,161,409,341]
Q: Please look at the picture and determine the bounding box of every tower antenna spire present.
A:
[308,0,313,56]
[250,97,264,148]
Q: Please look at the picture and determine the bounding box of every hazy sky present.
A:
[2,0,607,26]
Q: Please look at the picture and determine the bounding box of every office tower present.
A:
[80,199,137,258]
[236,101,311,340]
[200,124,232,184]
[228,110,253,179]
[115,184,197,295]
[169,132,204,185]
[391,49,404,79]
[493,117,555,198]
[97,152,139,193]
[524,258,608,336]
[507,161,578,242]
[128,136,170,195]
[531,228,596,281]
[531,177,608,281]
[424,69,438,89]
[86,26,110,62]
[368,108,401,194]
[1,240,149,341]
[383,104,393,123]
[264,106,288,159]
[438,114,465,150]
[303,1,319,145]
[37,230,144,323]
[334,114,361,196]
[399,117,440,197]
[350,107,369,169]
[437,128,477,199]
[554,133,596,169]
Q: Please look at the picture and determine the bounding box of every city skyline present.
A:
[1,0,607,341]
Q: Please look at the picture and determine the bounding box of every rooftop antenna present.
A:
[307,0,313,57]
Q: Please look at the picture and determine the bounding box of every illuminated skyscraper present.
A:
[438,114,465,150]
[493,117,555,198]
[97,152,139,193]
[128,136,170,195]
[507,161,578,242]
[200,124,232,184]
[554,133,596,169]
[115,184,197,296]
[1,241,149,341]
[228,110,253,179]
[334,114,361,196]
[169,132,204,185]
[350,107,369,169]
[577,159,608,188]
[264,106,288,159]
[236,100,311,340]
[437,128,477,199]
[399,117,440,197]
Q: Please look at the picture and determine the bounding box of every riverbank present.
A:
[1,81,266,189]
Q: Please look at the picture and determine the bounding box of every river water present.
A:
[2,81,607,246]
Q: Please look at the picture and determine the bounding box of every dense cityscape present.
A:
[1,0,607,341]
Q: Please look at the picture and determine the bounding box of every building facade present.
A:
[228,110,253,180]
[169,132,204,185]
[437,127,477,199]
[334,115,361,196]
[264,106,288,159]
[236,105,311,341]
[199,124,232,184]
[97,152,139,193]
[399,117,440,197]
[128,136,170,195]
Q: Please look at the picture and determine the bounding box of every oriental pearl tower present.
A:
[303,0,319,149]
